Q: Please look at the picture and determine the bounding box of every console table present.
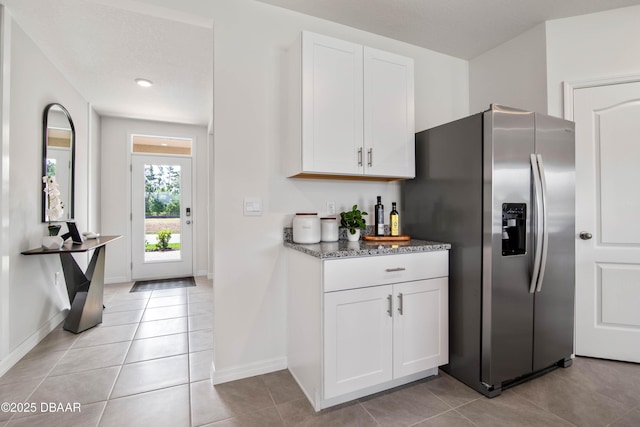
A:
[22,236,121,333]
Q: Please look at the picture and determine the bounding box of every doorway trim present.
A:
[563,73,640,120]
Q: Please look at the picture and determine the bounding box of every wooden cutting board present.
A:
[362,235,410,242]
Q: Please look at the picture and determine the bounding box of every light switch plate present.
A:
[244,197,262,216]
[326,201,336,215]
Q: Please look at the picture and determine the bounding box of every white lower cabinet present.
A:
[393,278,448,378]
[324,285,393,398]
[287,249,449,411]
[324,278,448,399]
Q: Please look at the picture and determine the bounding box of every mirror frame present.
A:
[42,103,75,222]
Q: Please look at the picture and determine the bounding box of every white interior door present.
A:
[573,80,640,362]
[131,155,193,280]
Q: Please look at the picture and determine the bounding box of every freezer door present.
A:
[532,113,575,370]
[482,106,535,387]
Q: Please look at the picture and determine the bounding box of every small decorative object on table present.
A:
[42,175,64,249]
[339,204,368,242]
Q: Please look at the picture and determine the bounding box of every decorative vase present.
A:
[42,235,64,250]
[346,229,361,242]
[48,224,61,236]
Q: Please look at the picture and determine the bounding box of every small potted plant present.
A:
[340,204,368,242]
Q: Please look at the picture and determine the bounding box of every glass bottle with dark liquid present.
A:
[375,196,384,236]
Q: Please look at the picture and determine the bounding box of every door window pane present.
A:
[133,135,192,156]
[144,164,182,262]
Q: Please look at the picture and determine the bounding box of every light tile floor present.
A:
[1,276,639,426]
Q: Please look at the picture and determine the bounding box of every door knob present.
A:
[186,220,191,225]
[579,231,592,240]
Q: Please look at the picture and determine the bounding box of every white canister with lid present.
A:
[321,217,339,242]
[292,213,321,243]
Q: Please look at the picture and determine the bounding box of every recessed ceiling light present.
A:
[135,78,153,88]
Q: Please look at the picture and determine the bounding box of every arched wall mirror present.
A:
[42,103,75,222]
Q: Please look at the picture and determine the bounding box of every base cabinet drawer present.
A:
[324,251,448,292]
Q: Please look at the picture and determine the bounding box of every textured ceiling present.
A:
[255,0,640,59]
[3,0,640,126]
[3,0,213,126]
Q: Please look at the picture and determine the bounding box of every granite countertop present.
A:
[283,228,451,259]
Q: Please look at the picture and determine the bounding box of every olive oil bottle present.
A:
[390,202,399,236]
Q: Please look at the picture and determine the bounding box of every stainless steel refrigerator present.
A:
[402,104,575,397]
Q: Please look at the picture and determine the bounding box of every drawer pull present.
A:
[385,267,406,272]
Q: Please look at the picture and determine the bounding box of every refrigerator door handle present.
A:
[535,154,549,292]
[529,154,544,294]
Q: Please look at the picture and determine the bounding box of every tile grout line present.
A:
[97,289,151,426]
[186,296,193,427]
[1,282,213,427]
[4,286,142,425]
[404,407,472,427]
[401,386,463,427]
[508,388,579,427]
[260,374,287,427]
[357,400,382,426]
[606,403,639,427]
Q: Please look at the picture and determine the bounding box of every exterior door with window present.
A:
[131,154,193,280]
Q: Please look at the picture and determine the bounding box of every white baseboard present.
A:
[210,357,288,385]
[0,311,67,377]
[105,275,129,285]
[207,272,213,280]
[195,270,208,277]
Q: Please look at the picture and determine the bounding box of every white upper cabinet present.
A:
[286,31,415,180]
[364,47,415,178]
[302,32,363,176]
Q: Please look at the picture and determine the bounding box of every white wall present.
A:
[469,23,547,114]
[89,108,101,231]
[0,5,11,365]
[546,5,640,117]
[0,14,92,375]
[136,0,469,382]
[100,116,210,283]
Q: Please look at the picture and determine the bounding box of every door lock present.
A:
[186,207,191,217]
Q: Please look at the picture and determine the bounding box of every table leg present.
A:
[60,246,106,333]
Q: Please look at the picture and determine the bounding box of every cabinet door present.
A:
[324,285,393,398]
[363,47,415,178]
[302,32,363,175]
[393,278,448,378]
